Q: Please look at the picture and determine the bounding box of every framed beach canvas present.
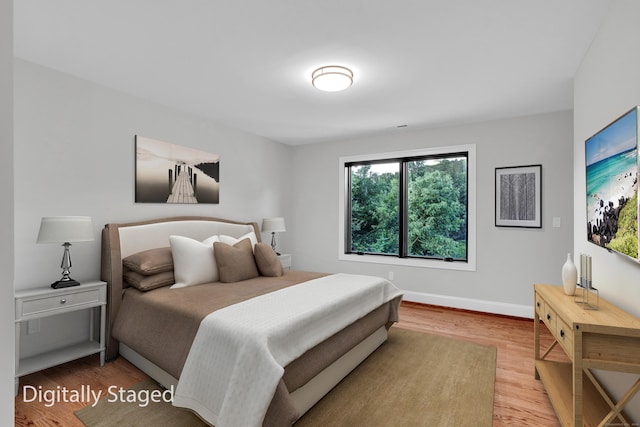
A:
[135,135,220,204]
[495,164,542,228]
[585,106,639,263]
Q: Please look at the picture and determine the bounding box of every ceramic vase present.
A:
[562,253,577,295]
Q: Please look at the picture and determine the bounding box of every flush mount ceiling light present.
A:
[311,65,353,92]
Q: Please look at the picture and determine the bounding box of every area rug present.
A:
[75,327,496,427]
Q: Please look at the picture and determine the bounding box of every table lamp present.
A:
[261,217,286,255]
[37,216,95,288]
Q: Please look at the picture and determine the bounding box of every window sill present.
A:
[339,253,476,271]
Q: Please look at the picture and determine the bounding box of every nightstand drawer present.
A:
[17,288,103,318]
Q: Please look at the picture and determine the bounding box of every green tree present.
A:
[350,165,399,254]
[408,170,465,258]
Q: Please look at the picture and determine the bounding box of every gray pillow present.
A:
[254,243,283,277]
[123,270,175,291]
[122,247,173,275]
[213,238,260,283]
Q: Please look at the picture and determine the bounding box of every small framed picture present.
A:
[495,164,542,228]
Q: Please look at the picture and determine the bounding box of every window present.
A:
[339,145,476,271]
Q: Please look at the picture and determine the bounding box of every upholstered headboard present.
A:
[100,216,261,361]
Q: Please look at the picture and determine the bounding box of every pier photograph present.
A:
[135,135,220,204]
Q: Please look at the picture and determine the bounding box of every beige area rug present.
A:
[75,328,496,427]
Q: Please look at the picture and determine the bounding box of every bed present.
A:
[100,216,402,427]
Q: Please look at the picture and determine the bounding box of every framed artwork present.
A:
[495,164,542,228]
[585,106,639,263]
[135,135,220,204]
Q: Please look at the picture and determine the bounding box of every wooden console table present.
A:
[534,283,640,427]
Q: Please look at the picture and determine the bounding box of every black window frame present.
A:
[345,151,469,263]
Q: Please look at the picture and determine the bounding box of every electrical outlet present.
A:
[388,271,394,281]
[552,217,561,228]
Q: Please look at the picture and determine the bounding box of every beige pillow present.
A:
[122,247,173,275]
[254,242,283,277]
[214,238,260,283]
[123,270,175,291]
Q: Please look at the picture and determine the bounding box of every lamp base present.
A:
[51,279,80,289]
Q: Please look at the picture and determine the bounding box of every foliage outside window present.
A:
[345,149,470,264]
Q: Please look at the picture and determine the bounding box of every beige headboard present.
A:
[100,216,261,361]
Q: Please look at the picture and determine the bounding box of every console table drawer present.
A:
[541,300,557,333]
[535,295,545,317]
[17,288,102,319]
[555,316,574,358]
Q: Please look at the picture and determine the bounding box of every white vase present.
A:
[562,253,577,295]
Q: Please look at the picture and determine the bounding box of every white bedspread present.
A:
[172,273,402,427]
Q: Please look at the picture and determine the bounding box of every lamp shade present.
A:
[37,216,95,243]
[261,217,286,233]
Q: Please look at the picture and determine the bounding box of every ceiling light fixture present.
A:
[312,65,353,92]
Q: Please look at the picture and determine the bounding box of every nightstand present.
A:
[278,254,292,270]
[14,281,107,394]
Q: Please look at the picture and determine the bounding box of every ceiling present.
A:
[14,1,611,145]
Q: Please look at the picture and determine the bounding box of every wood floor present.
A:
[14,302,564,426]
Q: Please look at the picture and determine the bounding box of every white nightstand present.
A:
[278,254,292,270]
[14,281,107,394]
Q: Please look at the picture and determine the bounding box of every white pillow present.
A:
[219,231,258,251]
[169,235,220,288]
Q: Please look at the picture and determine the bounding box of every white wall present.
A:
[1,0,14,424]
[291,111,574,317]
[14,59,294,291]
[574,0,640,420]
[573,0,640,316]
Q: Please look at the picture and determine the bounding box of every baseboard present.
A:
[402,290,533,319]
